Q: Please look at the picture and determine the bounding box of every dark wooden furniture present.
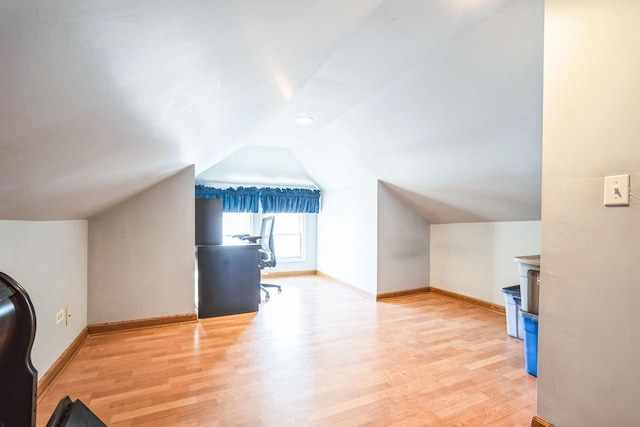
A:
[195,198,223,245]
[196,242,261,318]
[0,271,38,427]
[0,272,106,427]
[46,396,106,427]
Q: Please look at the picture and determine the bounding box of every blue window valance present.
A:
[195,185,260,213]
[195,185,320,213]
[259,188,320,213]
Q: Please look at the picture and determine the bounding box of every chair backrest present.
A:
[259,216,276,268]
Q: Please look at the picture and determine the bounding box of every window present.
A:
[271,213,304,260]
[223,212,305,261]
[222,213,251,237]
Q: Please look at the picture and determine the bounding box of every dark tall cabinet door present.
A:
[195,198,223,245]
[197,244,260,318]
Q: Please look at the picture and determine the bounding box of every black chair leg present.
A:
[261,283,281,301]
[263,283,281,293]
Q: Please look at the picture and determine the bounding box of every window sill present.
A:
[277,257,306,264]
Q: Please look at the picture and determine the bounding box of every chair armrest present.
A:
[231,234,250,239]
[241,235,262,243]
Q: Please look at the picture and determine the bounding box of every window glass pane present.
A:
[272,213,300,234]
[269,213,304,259]
[274,235,301,259]
[222,213,251,236]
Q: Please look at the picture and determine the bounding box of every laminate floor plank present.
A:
[37,275,536,426]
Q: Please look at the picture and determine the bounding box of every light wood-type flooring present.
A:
[37,275,537,426]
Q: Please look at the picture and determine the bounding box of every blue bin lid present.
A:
[520,310,539,322]
[502,285,521,297]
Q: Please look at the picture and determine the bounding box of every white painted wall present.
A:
[430,221,541,305]
[0,220,87,376]
[317,181,378,297]
[377,182,430,293]
[88,166,195,324]
[538,2,640,425]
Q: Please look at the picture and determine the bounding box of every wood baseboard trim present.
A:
[429,287,505,314]
[88,313,197,335]
[376,287,430,301]
[316,271,376,301]
[37,326,89,402]
[531,415,554,427]
[37,314,197,401]
[262,269,317,279]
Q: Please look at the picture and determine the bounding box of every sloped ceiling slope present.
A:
[0,0,383,219]
[196,145,317,189]
[292,0,544,223]
[0,0,542,222]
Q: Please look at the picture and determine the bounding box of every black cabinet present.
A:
[196,244,260,318]
[195,198,223,245]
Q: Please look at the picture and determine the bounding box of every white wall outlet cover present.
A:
[56,310,64,324]
[604,174,630,206]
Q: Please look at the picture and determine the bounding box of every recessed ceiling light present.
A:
[296,115,314,125]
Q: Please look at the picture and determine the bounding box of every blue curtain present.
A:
[259,188,320,213]
[195,186,321,213]
[195,185,260,213]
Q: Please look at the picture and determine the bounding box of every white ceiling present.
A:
[0,0,543,222]
[197,145,318,189]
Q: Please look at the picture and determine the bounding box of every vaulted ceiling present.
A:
[0,0,543,223]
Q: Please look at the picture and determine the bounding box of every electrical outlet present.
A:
[56,310,64,324]
[65,307,72,326]
[604,174,630,206]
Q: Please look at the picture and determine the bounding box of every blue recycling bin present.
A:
[521,310,539,376]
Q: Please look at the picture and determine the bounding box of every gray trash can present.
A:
[502,285,524,339]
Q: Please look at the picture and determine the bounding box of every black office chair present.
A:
[238,216,282,301]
